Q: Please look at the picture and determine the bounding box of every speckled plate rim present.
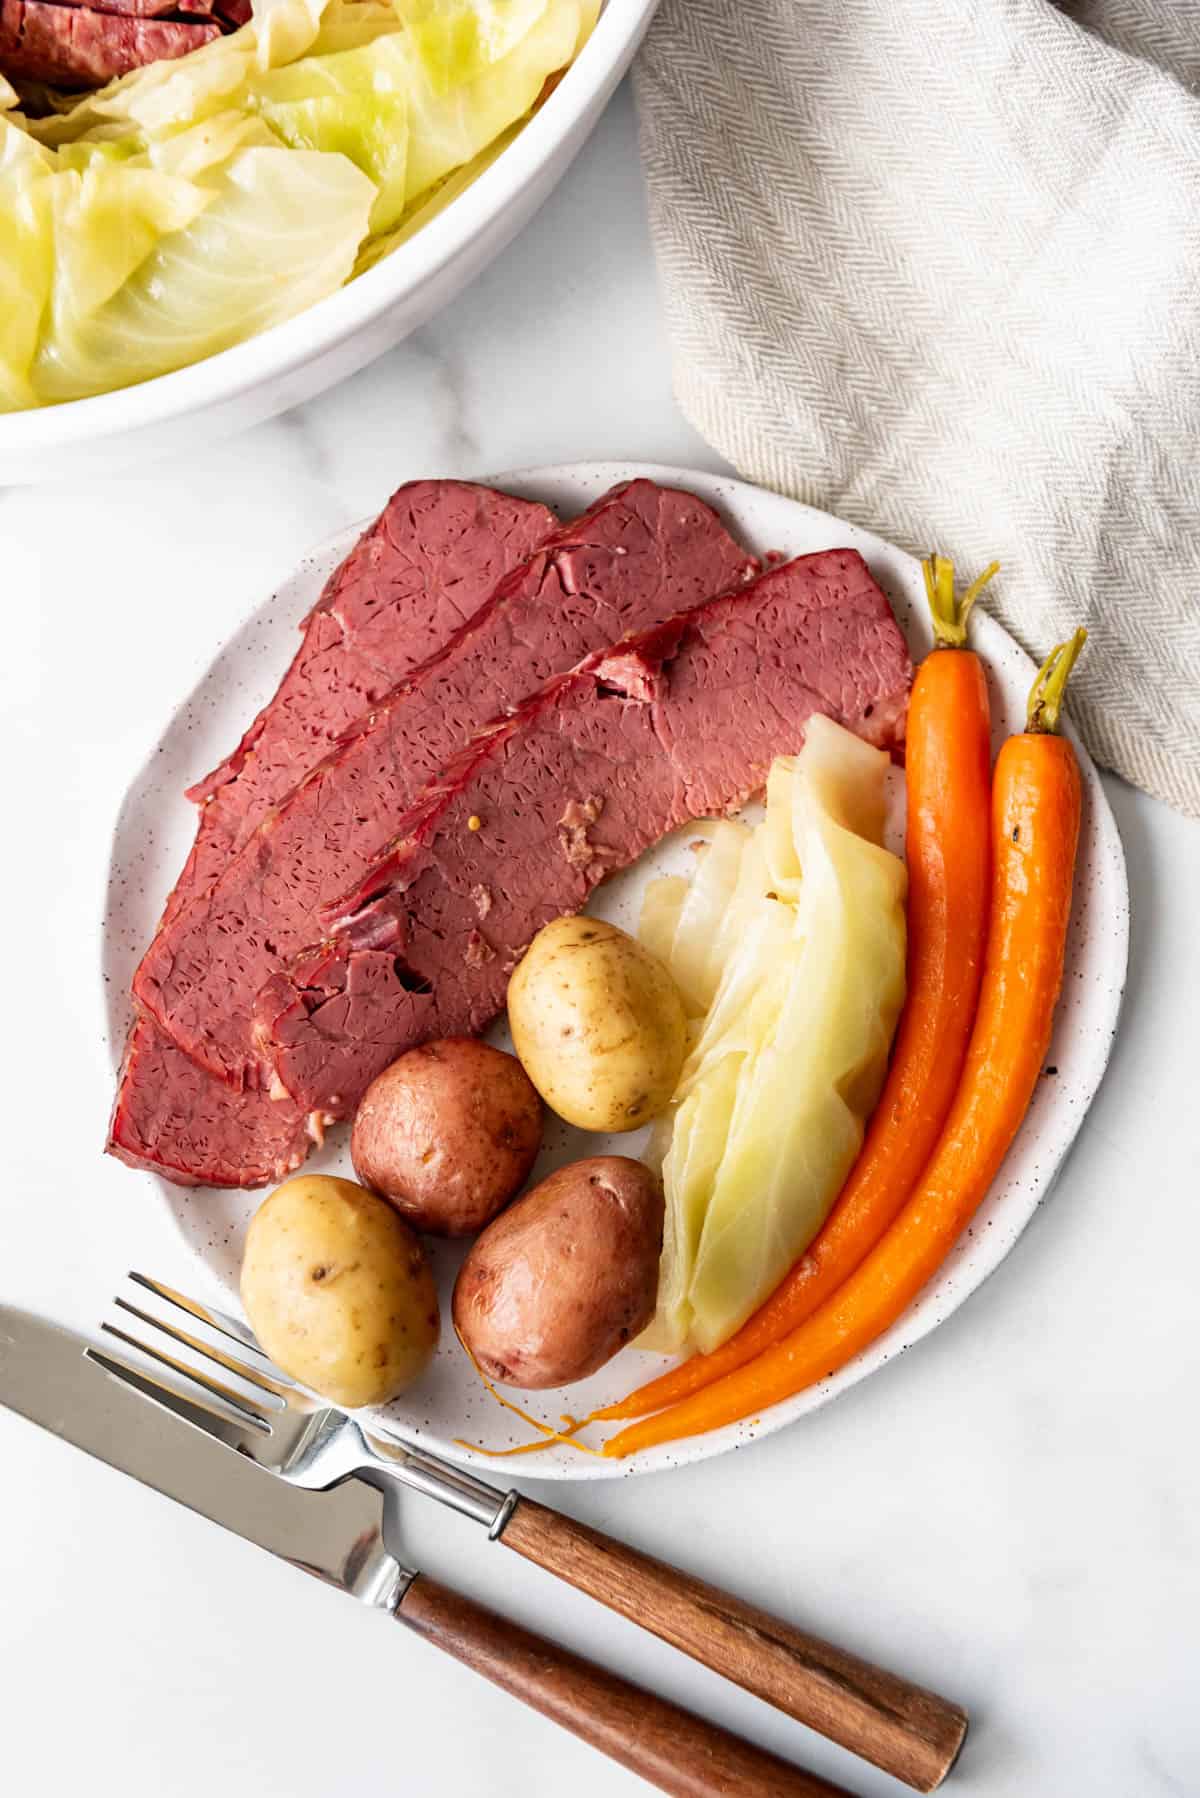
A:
[102,461,1129,1481]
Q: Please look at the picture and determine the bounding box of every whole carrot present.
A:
[591,555,996,1427]
[604,630,1086,1458]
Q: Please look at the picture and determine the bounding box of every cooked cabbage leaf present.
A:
[0,163,51,410]
[395,0,554,92]
[351,109,516,274]
[646,1058,742,1352]
[401,0,580,200]
[34,148,374,404]
[46,163,215,347]
[638,872,688,974]
[249,37,412,231]
[642,717,908,1356]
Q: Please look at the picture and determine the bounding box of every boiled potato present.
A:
[453,1156,663,1388]
[241,1175,439,1408]
[508,917,687,1131]
[351,1038,542,1237]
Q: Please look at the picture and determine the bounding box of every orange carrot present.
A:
[604,630,1086,1458]
[591,555,996,1427]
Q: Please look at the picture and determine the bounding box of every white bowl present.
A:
[0,1,659,487]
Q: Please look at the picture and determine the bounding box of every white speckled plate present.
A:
[103,463,1128,1480]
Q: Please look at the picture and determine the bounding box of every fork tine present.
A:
[126,1272,282,1372]
[113,1298,291,1406]
[86,1347,265,1451]
[101,1322,272,1433]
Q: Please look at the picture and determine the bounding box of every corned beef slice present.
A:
[165,481,556,931]
[110,481,555,1188]
[109,1017,312,1189]
[257,548,913,1120]
[132,480,757,1091]
[0,0,217,84]
[45,0,206,17]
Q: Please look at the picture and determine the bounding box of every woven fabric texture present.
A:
[634,0,1200,813]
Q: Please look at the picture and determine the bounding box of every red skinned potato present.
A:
[453,1156,664,1389]
[351,1038,542,1237]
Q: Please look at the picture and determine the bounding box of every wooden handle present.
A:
[500,1499,966,1793]
[396,1575,855,1798]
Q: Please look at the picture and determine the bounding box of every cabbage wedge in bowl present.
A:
[0,0,599,410]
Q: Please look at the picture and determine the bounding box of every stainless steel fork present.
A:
[90,1272,966,1795]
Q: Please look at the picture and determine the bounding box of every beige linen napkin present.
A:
[634,0,1200,814]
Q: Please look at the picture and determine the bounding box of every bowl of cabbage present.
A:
[0,0,656,484]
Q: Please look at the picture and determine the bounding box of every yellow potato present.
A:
[508,916,687,1132]
[240,1175,439,1409]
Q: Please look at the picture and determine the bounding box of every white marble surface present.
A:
[1,80,1197,1798]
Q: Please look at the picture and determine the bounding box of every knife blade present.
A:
[0,1304,862,1796]
[0,1304,408,1609]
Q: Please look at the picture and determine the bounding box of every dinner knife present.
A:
[0,1304,853,1798]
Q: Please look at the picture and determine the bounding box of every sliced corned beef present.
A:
[108,1017,313,1189]
[165,481,557,931]
[132,479,757,1092]
[256,549,913,1121]
[41,0,202,17]
[0,0,217,85]
[111,481,555,1190]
